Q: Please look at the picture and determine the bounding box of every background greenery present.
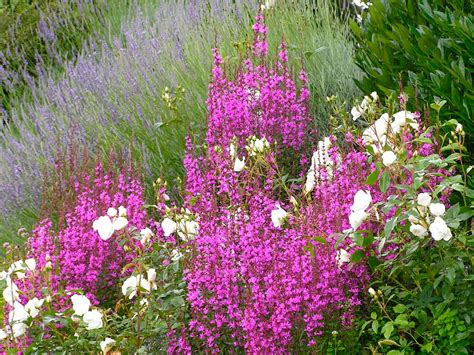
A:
[352,0,473,149]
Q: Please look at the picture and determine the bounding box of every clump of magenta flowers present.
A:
[166,14,366,353]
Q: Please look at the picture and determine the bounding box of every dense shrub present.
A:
[352,0,474,148]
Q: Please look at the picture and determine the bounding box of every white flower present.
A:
[8,260,27,279]
[122,276,138,299]
[368,287,376,296]
[410,224,428,238]
[351,105,364,121]
[351,190,372,212]
[71,294,91,316]
[83,310,103,330]
[100,337,116,354]
[336,249,351,267]
[171,249,183,262]
[161,218,177,237]
[391,111,418,133]
[139,228,154,245]
[363,113,390,143]
[8,302,29,323]
[3,281,19,305]
[177,220,199,241]
[429,203,445,217]
[370,91,378,101]
[382,151,396,166]
[93,216,114,241]
[24,297,44,318]
[121,275,151,299]
[254,138,265,152]
[408,215,419,224]
[233,157,245,172]
[24,258,36,272]
[304,170,316,194]
[0,271,8,280]
[429,217,452,241]
[11,322,27,338]
[455,123,463,134]
[229,141,237,159]
[118,206,127,217]
[0,328,7,340]
[349,210,368,230]
[112,216,128,231]
[271,205,288,228]
[417,193,432,207]
[107,207,117,217]
[147,268,156,284]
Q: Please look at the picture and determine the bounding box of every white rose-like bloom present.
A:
[11,322,27,338]
[8,302,29,323]
[100,337,116,354]
[391,111,418,133]
[122,276,138,299]
[107,207,117,217]
[177,220,199,241]
[24,297,44,318]
[71,294,91,316]
[363,113,390,143]
[349,210,368,230]
[229,142,237,159]
[304,170,316,194]
[233,157,245,172]
[118,206,127,217]
[171,249,183,262]
[112,216,128,231]
[410,224,428,238]
[24,258,36,272]
[417,193,432,207]
[271,205,288,228]
[3,281,19,305]
[429,217,452,241]
[336,249,351,267]
[351,105,364,121]
[254,138,265,153]
[161,218,177,237]
[429,203,446,217]
[382,151,396,166]
[139,228,154,245]
[93,216,114,241]
[83,310,103,330]
[147,268,157,284]
[351,190,372,212]
[0,328,7,340]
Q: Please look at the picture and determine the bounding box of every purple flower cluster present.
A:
[26,164,147,304]
[206,13,310,153]
[172,15,364,353]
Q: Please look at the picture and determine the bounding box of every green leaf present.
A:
[393,304,407,314]
[378,339,400,347]
[380,171,391,193]
[372,319,379,333]
[351,250,365,263]
[365,168,380,185]
[382,322,394,339]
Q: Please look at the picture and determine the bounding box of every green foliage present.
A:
[351,111,474,353]
[352,0,474,149]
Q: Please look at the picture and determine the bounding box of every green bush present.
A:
[351,0,474,149]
